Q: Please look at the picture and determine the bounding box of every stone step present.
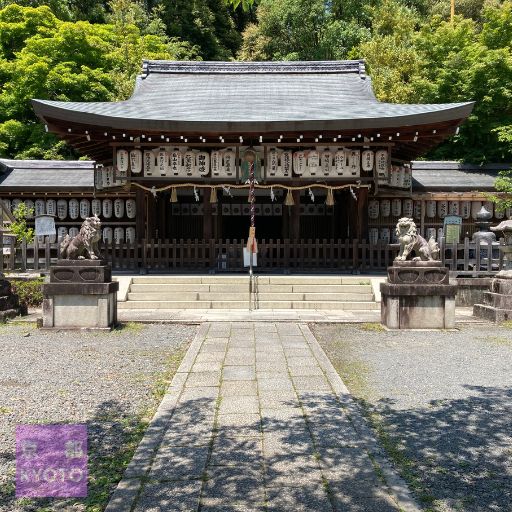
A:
[129,283,372,294]
[131,275,368,286]
[119,300,380,310]
[482,292,512,309]
[473,303,512,323]
[127,292,375,302]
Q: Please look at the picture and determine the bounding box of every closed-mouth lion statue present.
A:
[395,217,440,262]
[60,215,101,260]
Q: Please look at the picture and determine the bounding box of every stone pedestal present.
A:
[380,261,457,329]
[473,272,512,323]
[42,260,118,330]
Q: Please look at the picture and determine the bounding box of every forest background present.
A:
[0,0,510,163]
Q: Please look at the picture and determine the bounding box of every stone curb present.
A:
[299,323,422,512]
[104,322,210,512]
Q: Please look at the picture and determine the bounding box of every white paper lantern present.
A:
[282,151,293,177]
[69,227,79,238]
[197,151,210,177]
[46,199,56,216]
[390,166,400,187]
[102,199,113,219]
[380,199,391,217]
[91,199,102,217]
[183,151,196,177]
[368,200,379,220]
[94,168,103,190]
[471,201,482,219]
[437,200,448,219]
[2,199,11,213]
[12,198,22,212]
[117,149,129,173]
[379,228,390,243]
[306,150,320,176]
[403,166,412,188]
[267,149,279,177]
[483,201,494,217]
[391,199,402,217]
[449,201,459,216]
[35,199,45,216]
[125,227,136,244]
[426,227,437,241]
[114,198,125,218]
[143,150,154,177]
[375,150,388,180]
[48,234,56,243]
[79,199,90,219]
[461,201,471,219]
[347,150,360,177]
[102,227,113,244]
[293,151,306,176]
[57,227,68,241]
[403,199,413,218]
[68,199,79,220]
[333,150,344,176]
[168,149,182,176]
[320,150,331,176]
[369,228,379,245]
[126,199,136,219]
[114,227,124,244]
[222,149,235,178]
[211,151,221,177]
[129,149,142,174]
[437,228,444,242]
[156,150,169,176]
[413,201,422,219]
[361,150,374,172]
[57,199,67,220]
[103,167,114,188]
[426,200,436,218]
[24,200,35,218]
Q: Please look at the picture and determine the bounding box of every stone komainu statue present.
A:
[60,215,101,260]
[395,217,440,262]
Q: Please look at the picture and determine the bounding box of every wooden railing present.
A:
[2,237,505,275]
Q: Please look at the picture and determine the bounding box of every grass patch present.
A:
[113,322,145,334]
[0,406,12,414]
[484,335,512,345]
[359,280,371,285]
[359,322,385,333]
[502,320,512,329]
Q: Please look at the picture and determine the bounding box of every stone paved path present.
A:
[106,322,419,511]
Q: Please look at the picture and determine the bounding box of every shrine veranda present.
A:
[0,60,508,271]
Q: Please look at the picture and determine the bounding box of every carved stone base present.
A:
[42,261,118,330]
[473,274,512,323]
[381,262,457,329]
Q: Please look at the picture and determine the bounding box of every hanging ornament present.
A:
[170,187,178,203]
[284,189,294,206]
[270,186,275,203]
[222,186,232,198]
[210,187,217,203]
[193,186,199,202]
[309,188,315,203]
[350,187,357,201]
[325,188,335,206]
[151,186,157,198]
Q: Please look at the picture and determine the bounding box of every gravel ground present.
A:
[312,323,512,512]
[0,322,196,512]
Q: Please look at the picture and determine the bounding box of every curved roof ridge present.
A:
[140,60,366,77]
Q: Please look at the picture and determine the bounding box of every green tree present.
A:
[239,0,369,61]
[10,202,34,244]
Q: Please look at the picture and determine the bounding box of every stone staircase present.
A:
[118,275,379,310]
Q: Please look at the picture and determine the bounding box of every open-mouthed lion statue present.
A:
[395,217,440,262]
[60,215,101,260]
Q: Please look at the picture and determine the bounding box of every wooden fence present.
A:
[2,237,505,275]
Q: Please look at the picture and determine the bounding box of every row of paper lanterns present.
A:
[368,199,509,220]
[369,227,449,245]
[38,227,136,245]
[4,198,136,220]
[116,147,390,180]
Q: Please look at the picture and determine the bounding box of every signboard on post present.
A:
[35,215,56,237]
[443,215,462,244]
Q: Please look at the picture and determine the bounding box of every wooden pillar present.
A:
[135,188,145,240]
[203,188,212,240]
[356,187,369,241]
[282,203,290,239]
[291,190,301,240]
[147,193,157,239]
